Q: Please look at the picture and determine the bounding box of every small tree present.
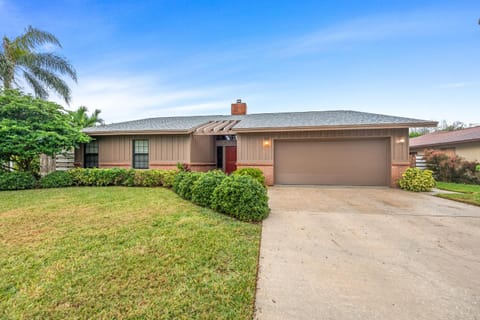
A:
[70,106,104,128]
[0,89,89,173]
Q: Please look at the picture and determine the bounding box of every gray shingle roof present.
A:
[83,110,435,134]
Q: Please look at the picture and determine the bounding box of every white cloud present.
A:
[51,73,254,123]
[439,81,480,89]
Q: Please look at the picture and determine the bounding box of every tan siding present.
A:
[237,128,409,164]
[95,134,191,168]
[452,142,480,161]
[190,135,215,163]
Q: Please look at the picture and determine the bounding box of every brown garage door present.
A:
[274,139,389,186]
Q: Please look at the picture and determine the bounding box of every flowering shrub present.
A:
[423,149,480,184]
[398,168,436,192]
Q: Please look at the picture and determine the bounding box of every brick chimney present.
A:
[231,99,247,115]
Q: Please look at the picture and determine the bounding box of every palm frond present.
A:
[18,52,77,82]
[14,26,61,51]
[23,71,48,99]
[28,65,71,104]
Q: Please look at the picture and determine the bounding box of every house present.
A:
[75,100,436,187]
[410,126,480,162]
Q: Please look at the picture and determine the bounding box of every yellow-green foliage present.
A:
[398,168,436,192]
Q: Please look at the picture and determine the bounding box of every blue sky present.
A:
[1,0,479,124]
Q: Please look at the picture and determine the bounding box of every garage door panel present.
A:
[275,139,389,186]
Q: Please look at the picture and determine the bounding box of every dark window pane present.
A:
[133,154,149,169]
[134,140,148,154]
[84,154,98,168]
[85,141,98,154]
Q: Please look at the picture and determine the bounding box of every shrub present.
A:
[191,170,226,207]
[212,175,269,222]
[132,170,163,187]
[173,171,188,193]
[39,171,73,188]
[423,149,480,184]
[0,171,36,191]
[162,170,178,188]
[68,168,176,187]
[232,168,266,186]
[69,168,133,186]
[398,168,436,192]
[176,172,202,200]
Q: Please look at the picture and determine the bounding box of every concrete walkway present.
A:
[254,186,480,320]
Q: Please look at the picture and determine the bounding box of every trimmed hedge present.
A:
[68,168,177,187]
[39,171,73,188]
[0,171,36,191]
[191,170,226,207]
[176,172,202,200]
[232,168,265,186]
[211,175,269,222]
[398,168,436,192]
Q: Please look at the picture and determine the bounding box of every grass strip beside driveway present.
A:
[435,182,480,206]
[0,187,261,319]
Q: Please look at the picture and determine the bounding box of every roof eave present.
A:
[82,129,192,136]
[234,122,438,133]
[410,138,480,149]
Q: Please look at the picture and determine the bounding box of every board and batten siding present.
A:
[76,135,191,169]
[189,135,216,171]
[236,128,410,186]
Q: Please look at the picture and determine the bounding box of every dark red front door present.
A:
[225,146,237,174]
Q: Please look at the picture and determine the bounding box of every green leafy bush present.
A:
[69,168,133,186]
[39,171,73,188]
[173,171,188,193]
[176,172,202,200]
[132,170,163,187]
[398,168,436,192]
[232,168,266,186]
[68,168,176,187]
[191,170,226,207]
[162,170,178,188]
[0,171,36,191]
[212,175,269,222]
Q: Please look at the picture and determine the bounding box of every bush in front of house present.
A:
[211,174,269,222]
[176,172,202,200]
[39,171,73,188]
[0,171,37,191]
[232,168,266,187]
[398,168,436,192]
[68,168,178,187]
[423,149,480,184]
[191,170,227,207]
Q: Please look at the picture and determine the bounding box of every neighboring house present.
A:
[410,126,480,162]
[75,100,436,187]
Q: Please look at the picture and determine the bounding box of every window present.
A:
[216,146,223,169]
[133,140,149,169]
[84,141,99,168]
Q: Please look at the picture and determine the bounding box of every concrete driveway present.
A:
[254,186,480,320]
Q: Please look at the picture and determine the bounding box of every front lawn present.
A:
[435,182,480,206]
[0,187,261,319]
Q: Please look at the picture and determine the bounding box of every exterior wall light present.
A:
[263,138,271,147]
[396,138,406,144]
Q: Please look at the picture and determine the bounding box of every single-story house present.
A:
[410,126,480,162]
[76,100,436,187]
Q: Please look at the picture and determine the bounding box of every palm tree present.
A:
[70,106,104,128]
[0,26,77,104]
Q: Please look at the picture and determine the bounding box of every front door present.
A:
[225,146,237,174]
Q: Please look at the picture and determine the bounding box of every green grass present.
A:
[435,182,480,206]
[435,182,480,193]
[0,187,261,319]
